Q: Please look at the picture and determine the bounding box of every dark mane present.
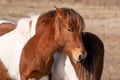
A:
[73,32,104,80]
[81,32,104,80]
[71,32,104,80]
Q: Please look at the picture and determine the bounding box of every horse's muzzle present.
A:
[78,54,87,63]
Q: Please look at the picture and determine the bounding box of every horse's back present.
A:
[0,20,16,36]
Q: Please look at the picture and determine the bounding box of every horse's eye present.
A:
[67,28,73,32]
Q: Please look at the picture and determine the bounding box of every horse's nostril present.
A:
[79,55,82,61]
[79,54,85,62]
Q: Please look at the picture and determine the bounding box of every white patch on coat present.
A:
[65,56,78,80]
[0,15,40,80]
[40,76,49,80]
[51,52,78,80]
[28,76,48,80]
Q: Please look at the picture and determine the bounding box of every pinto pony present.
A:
[19,7,87,80]
[51,32,104,80]
[0,15,104,80]
[0,7,86,80]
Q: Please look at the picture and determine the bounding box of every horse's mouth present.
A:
[72,55,81,64]
[73,59,80,64]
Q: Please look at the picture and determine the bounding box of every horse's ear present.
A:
[54,6,65,19]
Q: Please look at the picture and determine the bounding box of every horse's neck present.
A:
[24,34,57,63]
[36,35,58,75]
[38,37,57,57]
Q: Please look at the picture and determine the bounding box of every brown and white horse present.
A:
[51,32,104,80]
[0,7,86,80]
[0,20,104,80]
[19,7,87,80]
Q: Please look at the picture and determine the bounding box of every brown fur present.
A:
[0,19,104,80]
[0,24,104,80]
[68,32,104,80]
[0,23,16,36]
[19,7,86,80]
[0,8,86,80]
[0,60,10,80]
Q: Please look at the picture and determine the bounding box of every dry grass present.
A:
[0,0,120,80]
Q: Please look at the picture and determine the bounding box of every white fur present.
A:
[0,20,15,24]
[65,56,78,80]
[0,15,40,80]
[40,76,48,80]
[51,52,78,80]
[28,76,48,80]
[29,14,40,37]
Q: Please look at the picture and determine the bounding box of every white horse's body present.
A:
[0,15,39,80]
[51,52,78,80]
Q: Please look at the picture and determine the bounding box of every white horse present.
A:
[51,52,78,80]
[0,15,39,80]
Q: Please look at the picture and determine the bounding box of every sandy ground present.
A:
[0,0,120,80]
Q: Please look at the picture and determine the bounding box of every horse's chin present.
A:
[72,58,80,64]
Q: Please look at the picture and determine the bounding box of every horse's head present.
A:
[54,7,87,63]
[35,7,87,63]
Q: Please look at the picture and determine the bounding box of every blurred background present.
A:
[0,0,120,80]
